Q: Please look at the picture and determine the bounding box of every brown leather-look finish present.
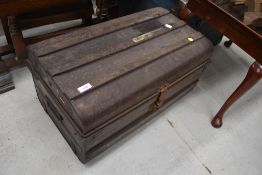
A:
[27,8,213,163]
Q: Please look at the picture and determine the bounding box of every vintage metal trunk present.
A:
[27,7,213,163]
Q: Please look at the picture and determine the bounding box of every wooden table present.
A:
[184,0,262,128]
[0,0,81,16]
[0,0,93,94]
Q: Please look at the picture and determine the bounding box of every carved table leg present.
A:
[8,16,28,60]
[224,40,233,48]
[212,62,262,128]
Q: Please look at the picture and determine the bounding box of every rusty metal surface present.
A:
[29,8,170,56]
[28,7,213,137]
[40,14,185,77]
[33,70,198,162]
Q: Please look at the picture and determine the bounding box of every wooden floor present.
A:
[0,34,262,174]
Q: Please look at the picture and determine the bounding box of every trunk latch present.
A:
[150,84,169,112]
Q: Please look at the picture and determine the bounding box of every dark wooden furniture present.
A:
[0,45,15,94]
[28,8,213,162]
[0,57,14,94]
[0,0,90,17]
[0,0,94,93]
[183,0,262,128]
[2,1,93,60]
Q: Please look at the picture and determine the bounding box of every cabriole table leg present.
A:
[224,40,233,48]
[212,62,262,128]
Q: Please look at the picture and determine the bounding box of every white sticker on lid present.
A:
[165,24,173,29]
[78,83,92,93]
